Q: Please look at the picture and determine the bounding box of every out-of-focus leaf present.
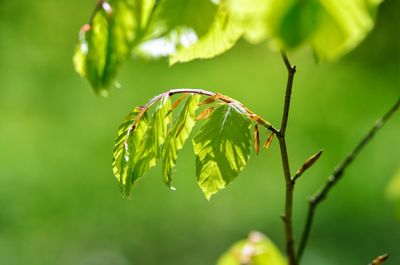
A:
[225,0,272,43]
[269,0,319,49]
[226,0,382,61]
[217,231,286,265]
[146,0,217,37]
[311,0,382,61]
[169,4,243,65]
[386,168,400,201]
[161,94,200,188]
[113,96,171,196]
[135,0,218,59]
[74,1,141,95]
[193,104,252,200]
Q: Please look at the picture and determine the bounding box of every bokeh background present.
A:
[0,1,399,264]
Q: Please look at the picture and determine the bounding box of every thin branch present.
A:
[297,98,400,261]
[279,51,297,136]
[277,52,298,265]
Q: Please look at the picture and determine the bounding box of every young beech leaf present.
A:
[193,104,252,200]
[161,94,200,188]
[113,96,171,196]
[217,231,286,265]
[113,107,151,194]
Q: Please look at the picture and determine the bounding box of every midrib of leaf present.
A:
[193,103,252,199]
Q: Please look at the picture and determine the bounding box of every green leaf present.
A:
[225,0,272,44]
[193,103,252,200]
[147,0,218,37]
[310,0,382,61]
[217,231,286,265]
[226,0,382,61]
[113,96,171,196]
[112,107,151,195]
[74,0,156,95]
[161,94,200,188]
[271,0,320,49]
[169,4,244,65]
[135,0,219,59]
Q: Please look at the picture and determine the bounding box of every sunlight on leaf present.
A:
[226,0,382,61]
[311,0,382,61]
[113,96,171,196]
[161,94,200,188]
[217,231,286,265]
[193,104,252,200]
[169,4,243,65]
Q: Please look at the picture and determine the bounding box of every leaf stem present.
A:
[277,52,297,265]
[131,88,280,134]
[297,97,400,261]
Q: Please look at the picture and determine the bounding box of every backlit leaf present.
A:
[169,4,243,65]
[311,0,382,61]
[217,231,286,265]
[73,0,140,95]
[113,96,171,196]
[112,107,151,194]
[161,94,200,187]
[226,0,382,61]
[193,103,252,199]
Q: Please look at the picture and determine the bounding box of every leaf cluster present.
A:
[74,0,382,95]
[112,90,275,199]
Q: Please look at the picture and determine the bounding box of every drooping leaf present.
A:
[74,0,156,95]
[217,231,286,265]
[73,1,134,95]
[161,94,200,187]
[193,103,252,199]
[113,96,171,196]
[112,107,151,194]
[169,4,243,65]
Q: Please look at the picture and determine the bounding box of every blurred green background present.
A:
[0,1,399,264]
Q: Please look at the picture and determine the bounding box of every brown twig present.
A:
[297,98,400,261]
[277,52,298,265]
